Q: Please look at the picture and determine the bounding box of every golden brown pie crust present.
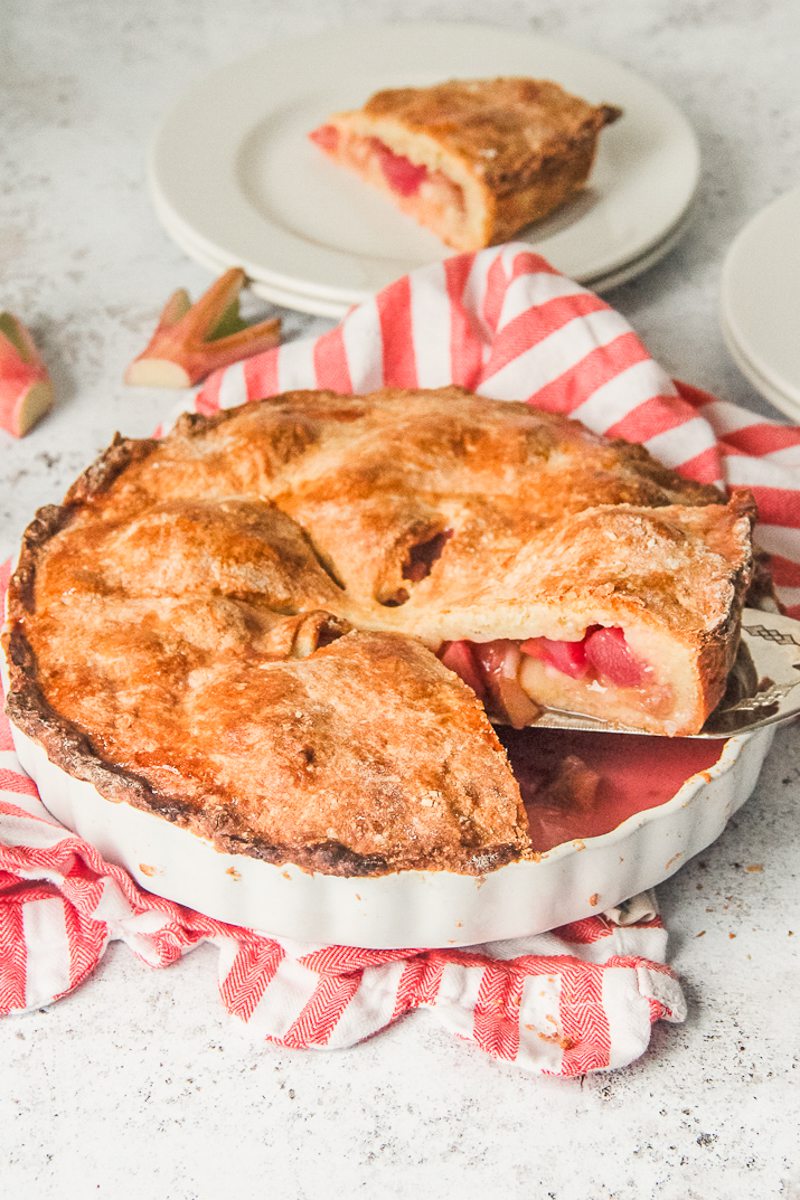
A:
[3,388,755,875]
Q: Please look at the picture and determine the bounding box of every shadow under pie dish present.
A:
[2,388,762,934]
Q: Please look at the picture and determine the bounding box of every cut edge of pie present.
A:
[411,493,756,736]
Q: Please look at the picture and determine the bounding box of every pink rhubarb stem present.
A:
[0,312,54,437]
[125,267,281,388]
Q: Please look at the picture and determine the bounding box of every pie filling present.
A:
[310,125,467,233]
[499,727,728,853]
[438,628,671,729]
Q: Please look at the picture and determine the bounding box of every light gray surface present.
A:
[2,2,799,1198]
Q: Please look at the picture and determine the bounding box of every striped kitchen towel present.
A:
[2,244,799,1076]
[0,703,681,1075]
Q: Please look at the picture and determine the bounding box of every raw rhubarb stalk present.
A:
[0,312,54,437]
[125,268,281,388]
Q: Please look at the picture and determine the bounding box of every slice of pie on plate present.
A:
[309,78,621,250]
[3,387,754,876]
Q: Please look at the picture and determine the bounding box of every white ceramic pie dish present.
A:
[4,699,773,948]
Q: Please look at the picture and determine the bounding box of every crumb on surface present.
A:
[536,1030,574,1050]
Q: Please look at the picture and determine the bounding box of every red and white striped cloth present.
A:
[0,709,681,1074]
[2,244,799,1075]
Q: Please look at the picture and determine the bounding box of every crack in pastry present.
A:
[309,78,621,250]
[3,387,754,875]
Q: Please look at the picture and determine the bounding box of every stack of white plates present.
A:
[149,23,701,319]
[721,186,800,422]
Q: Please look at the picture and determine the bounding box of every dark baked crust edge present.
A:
[483,102,621,199]
[2,418,528,876]
[485,133,600,245]
[693,490,757,722]
[6,409,251,617]
[11,432,159,614]
[2,397,755,872]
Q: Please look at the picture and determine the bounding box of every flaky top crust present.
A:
[4,387,754,875]
[5,605,527,875]
[348,77,620,194]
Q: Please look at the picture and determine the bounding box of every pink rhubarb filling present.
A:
[521,626,646,689]
[311,125,430,196]
[438,628,652,728]
[309,124,340,153]
[309,125,465,216]
[499,727,727,852]
[370,139,429,196]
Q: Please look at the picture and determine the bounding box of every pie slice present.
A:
[309,77,621,250]
[427,493,755,736]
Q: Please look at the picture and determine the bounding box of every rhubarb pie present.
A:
[309,78,621,250]
[3,388,754,876]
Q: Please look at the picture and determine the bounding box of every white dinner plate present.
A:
[721,186,800,421]
[152,194,353,319]
[150,22,700,310]
[154,183,697,320]
[721,313,800,424]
